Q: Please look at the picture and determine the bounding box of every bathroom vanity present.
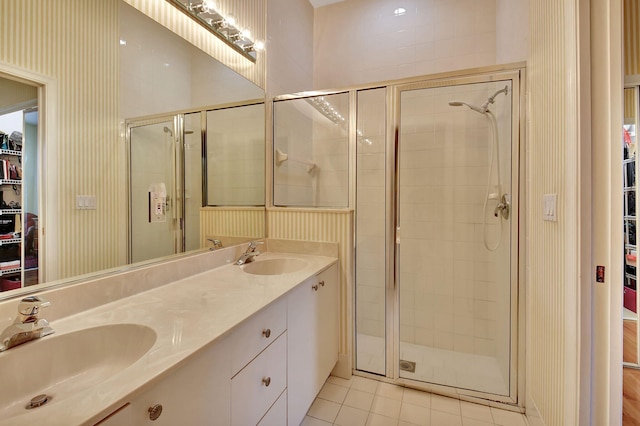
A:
[0,243,339,426]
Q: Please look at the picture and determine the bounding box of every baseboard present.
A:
[331,353,352,379]
[525,395,546,426]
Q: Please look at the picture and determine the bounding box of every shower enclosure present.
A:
[273,65,524,404]
[359,70,523,403]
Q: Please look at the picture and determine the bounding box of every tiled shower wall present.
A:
[356,88,387,342]
[273,94,350,208]
[206,105,265,206]
[273,101,315,206]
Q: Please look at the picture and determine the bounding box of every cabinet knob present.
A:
[262,376,271,387]
[148,404,163,421]
[312,284,319,291]
[262,328,271,338]
[319,280,325,287]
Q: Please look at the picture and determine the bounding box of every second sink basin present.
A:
[242,258,308,275]
[0,323,156,419]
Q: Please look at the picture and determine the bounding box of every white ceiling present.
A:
[308,0,345,8]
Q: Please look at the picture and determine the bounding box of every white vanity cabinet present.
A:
[95,261,339,426]
[287,264,340,426]
[97,335,231,425]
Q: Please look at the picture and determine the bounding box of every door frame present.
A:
[388,68,526,406]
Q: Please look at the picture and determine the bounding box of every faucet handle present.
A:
[248,241,264,250]
[207,238,224,250]
[17,296,50,319]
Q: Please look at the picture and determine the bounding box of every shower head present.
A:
[481,85,509,111]
[448,101,487,114]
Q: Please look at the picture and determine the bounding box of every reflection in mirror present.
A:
[206,103,265,206]
[624,86,639,365]
[166,0,262,62]
[0,90,38,292]
[273,93,350,208]
[128,119,180,263]
[0,1,265,299]
[123,2,266,264]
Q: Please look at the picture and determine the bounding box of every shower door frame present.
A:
[386,69,526,405]
[125,114,187,263]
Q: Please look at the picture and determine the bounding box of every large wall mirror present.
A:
[0,0,265,299]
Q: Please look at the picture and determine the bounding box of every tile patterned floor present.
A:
[301,375,528,426]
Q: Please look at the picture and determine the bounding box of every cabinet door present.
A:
[287,263,339,426]
[316,264,339,385]
[287,274,319,426]
[104,336,231,425]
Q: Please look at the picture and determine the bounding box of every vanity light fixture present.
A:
[166,0,264,62]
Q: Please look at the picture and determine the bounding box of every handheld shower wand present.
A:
[448,85,510,251]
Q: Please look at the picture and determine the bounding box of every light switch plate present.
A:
[543,194,557,222]
[76,195,97,210]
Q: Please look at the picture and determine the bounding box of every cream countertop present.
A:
[0,250,338,426]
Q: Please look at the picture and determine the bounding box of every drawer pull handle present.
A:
[262,376,271,387]
[148,404,163,421]
[312,284,319,291]
[262,328,271,338]
[319,280,325,287]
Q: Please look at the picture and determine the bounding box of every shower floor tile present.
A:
[356,334,509,395]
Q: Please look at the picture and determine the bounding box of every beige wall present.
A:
[313,0,499,89]
[266,0,314,97]
[0,0,121,280]
[527,0,583,424]
[0,79,37,112]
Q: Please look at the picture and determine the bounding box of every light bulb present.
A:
[240,29,252,40]
[225,15,236,27]
[202,0,216,12]
[253,40,265,51]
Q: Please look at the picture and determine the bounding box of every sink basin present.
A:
[0,323,156,417]
[242,258,308,275]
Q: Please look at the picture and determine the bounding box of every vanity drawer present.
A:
[258,389,287,426]
[231,332,287,426]
[230,296,286,375]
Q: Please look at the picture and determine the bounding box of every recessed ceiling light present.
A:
[394,7,406,16]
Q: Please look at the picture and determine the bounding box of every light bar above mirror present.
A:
[166,0,265,63]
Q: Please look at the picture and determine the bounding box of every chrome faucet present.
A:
[0,296,54,352]
[235,241,264,265]
[207,238,224,250]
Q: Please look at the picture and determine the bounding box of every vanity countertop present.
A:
[0,251,338,426]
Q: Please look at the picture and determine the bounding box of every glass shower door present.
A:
[396,80,516,397]
[129,119,180,263]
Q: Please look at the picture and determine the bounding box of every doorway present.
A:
[0,75,40,291]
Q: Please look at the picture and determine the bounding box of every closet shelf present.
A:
[0,180,21,185]
[0,267,21,276]
[0,149,21,157]
[0,238,20,246]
